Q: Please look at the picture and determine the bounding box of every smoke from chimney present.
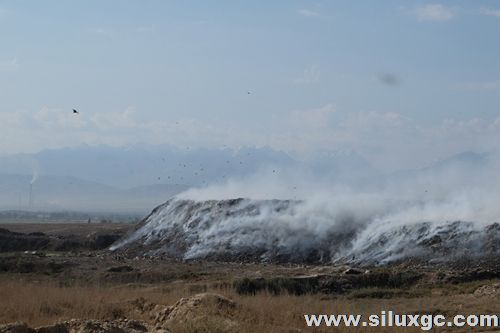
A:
[28,167,39,209]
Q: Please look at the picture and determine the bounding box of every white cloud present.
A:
[89,27,114,37]
[289,104,336,129]
[0,106,238,154]
[2,103,500,172]
[34,107,88,129]
[298,9,320,17]
[479,7,500,18]
[293,65,320,84]
[414,4,454,22]
[90,107,138,130]
[0,110,24,126]
[272,104,500,171]
[0,58,18,71]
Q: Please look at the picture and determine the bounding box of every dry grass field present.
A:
[1,223,499,332]
[1,276,500,332]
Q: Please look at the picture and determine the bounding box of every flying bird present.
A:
[72,109,79,114]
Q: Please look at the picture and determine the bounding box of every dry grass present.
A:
[1,276,499,332]
[0,278,184,326]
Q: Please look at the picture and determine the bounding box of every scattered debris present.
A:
[474,283,500,297]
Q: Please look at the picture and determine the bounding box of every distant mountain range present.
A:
[0,144,494,213]
[0,144,373,213]
[0,145,301,188]
[0,144,383,188]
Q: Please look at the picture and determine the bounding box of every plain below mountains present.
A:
[0,173,188,213]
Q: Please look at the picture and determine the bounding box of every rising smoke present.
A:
[28,162,40,209]
[30,167,39,185]
[112,151,500,264]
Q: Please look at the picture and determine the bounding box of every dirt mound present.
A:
[111,198,500,265]
[0,319,156,333]
[153,293,237,332]
[111,198,354,264]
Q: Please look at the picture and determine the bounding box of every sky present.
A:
[1,0,500,171]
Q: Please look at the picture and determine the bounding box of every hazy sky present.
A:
[1,1,500,170]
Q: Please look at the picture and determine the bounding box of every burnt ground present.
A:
[1,223,500,293]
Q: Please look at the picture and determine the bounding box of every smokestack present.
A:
[28,183,33,209]
[29,167,38,210]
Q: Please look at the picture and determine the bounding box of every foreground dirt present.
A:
[1,223,500,332]
[0,293,237,333]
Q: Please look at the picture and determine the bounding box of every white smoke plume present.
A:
[30,166,39,185]
[113,151,500,264]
